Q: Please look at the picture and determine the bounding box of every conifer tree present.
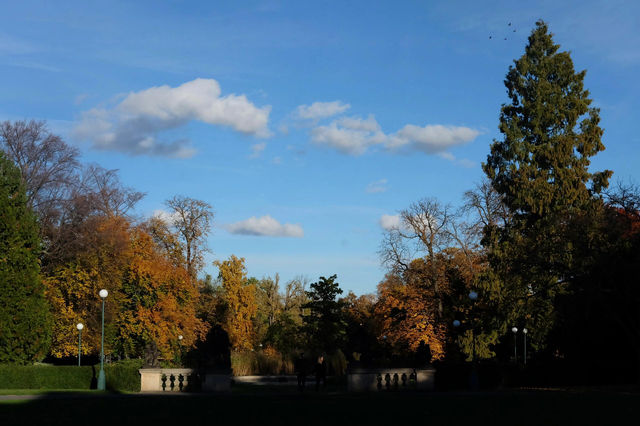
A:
[302,275,347,353]
[0,152,51,363]
[482,21,612,351]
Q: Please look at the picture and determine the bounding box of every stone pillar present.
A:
[139,368,163,392]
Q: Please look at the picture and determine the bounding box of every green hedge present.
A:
[0,361,142,392]
[105,359,142,392]
[0,365,92,389]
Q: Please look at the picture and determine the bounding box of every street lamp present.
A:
[76,323,84,366]
[98,289,108,391]
[523,328,528,365]
[177,334,184,365]
[511,326,518,363]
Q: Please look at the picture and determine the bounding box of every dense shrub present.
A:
[230,349,294,376]
[0,365,92,389]
[105,359,142,392]
[0,361,141,392]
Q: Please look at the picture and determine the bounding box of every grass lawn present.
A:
[0,389,99,396]
[1,387,638,425]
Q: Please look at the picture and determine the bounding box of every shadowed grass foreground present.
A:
[1,388,639,426]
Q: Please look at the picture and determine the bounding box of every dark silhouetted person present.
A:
[314,355,327,391]
[295,352,308,392]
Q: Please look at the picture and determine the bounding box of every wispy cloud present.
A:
[295,101,351,120]
[0,34,37,55]
[437,152,476,168]
[366,178,389,194]
[73,78,271,158]
[226,215,303,237]
[250,142,267,158]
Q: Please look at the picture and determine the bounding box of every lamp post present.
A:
[97,289,108,391]
[468,291,478,364]
[511,327,518,363]
[76,323,84,366]
[523,328,528,366]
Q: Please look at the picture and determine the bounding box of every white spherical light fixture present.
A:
[76,323,84,331]
[99,289,108,299]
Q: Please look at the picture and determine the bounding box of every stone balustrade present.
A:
[139,368,231,392]
[347,367,435,392]
[139,368,196,392]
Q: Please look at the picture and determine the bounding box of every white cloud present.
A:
[366,178,389,194]
[310,114,479,156]
[152,209,180,225]
[337,115,380,132]
[250,142,266,158]
[379,214,402,231]
[226,215,303,237]
[311,120,378,155]
[295,101,351,120]
[393,124,480,153]
[74,78,271,157]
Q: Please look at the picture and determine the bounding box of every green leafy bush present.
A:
[0,361,141,392]
[0,365,92,389]
[105,359,142,392]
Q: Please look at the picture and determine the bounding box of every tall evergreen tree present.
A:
[481,21,612,352]
[302,275,347,353]
[0,152,51,363]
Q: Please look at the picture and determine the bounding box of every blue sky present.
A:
[1,0,639,295]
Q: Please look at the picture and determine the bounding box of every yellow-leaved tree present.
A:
[44,216,131,358]
[214,255,257,350]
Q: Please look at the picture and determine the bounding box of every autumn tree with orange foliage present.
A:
[375,247,492,362]
[376,190,496,362]
[114,228,207,360]
[214,255,257,351]
[375,260,448,361]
